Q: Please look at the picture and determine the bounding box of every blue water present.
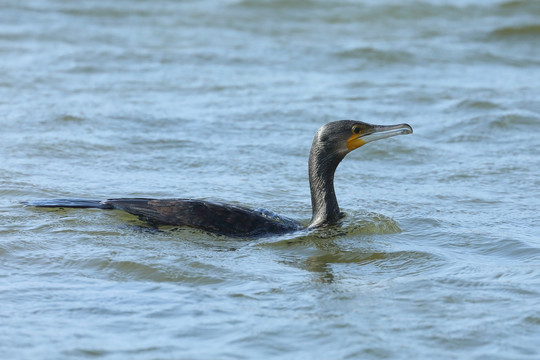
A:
[1,0,540,359]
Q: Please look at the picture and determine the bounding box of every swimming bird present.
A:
[26,120,412,237]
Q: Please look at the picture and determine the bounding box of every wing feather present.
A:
[104,198,299,237]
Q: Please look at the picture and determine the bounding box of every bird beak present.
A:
[347,123,413,151]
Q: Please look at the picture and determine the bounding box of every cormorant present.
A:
[25,120,412,237]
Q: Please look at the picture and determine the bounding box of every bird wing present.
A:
[105,198,299,237]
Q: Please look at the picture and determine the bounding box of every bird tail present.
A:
[23,199,113,209]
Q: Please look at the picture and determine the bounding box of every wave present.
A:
[335,47,415,66]
[309,210,403,239]
[442,111,540,143]
[453,99,501,111]
[258,210,403,248]
[232,0,328,11]
[461,50,540,67]
[476,237,540,262]
[489,24,540,40]
[302,249,437,268]
[499,1,540,14]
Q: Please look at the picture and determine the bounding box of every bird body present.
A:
[26,120,412,238]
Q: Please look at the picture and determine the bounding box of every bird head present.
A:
[313,120,413,157]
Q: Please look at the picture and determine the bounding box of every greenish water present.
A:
[1,0,540,359]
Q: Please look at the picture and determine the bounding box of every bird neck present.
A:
[308,145,345,228]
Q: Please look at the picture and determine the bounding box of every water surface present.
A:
[1,0,540,359]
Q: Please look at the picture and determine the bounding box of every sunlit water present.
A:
[1,0,540,359]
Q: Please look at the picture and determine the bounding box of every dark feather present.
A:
[105,198,300,237]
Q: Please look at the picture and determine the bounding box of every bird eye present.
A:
[352,125,361,134]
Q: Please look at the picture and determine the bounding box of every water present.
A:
[1,0,540,358]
